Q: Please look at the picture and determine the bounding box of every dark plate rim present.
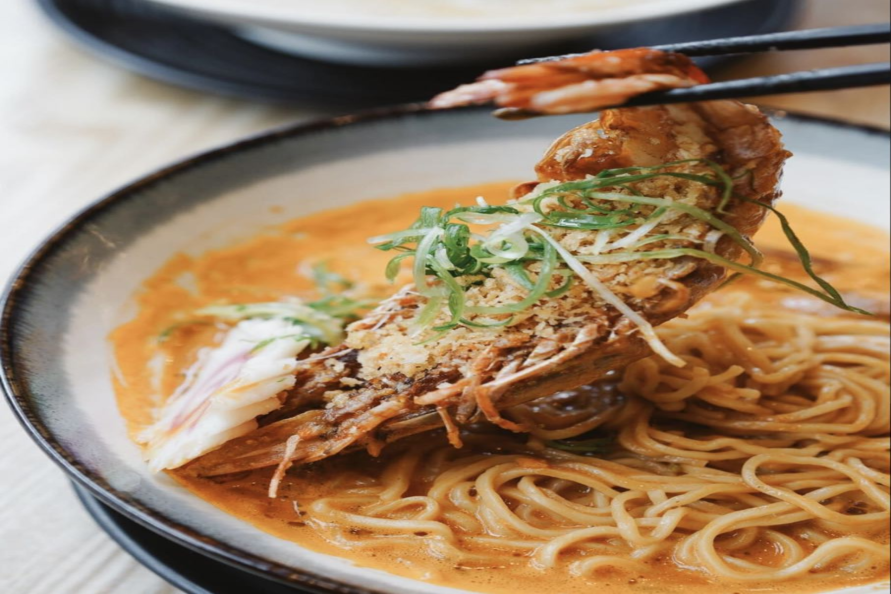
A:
[35,0,248,101]
[71,482,216,594]
[35,0,338,104]
[2,103,889,594]
[36,0,460,105]
[72,480,312,594]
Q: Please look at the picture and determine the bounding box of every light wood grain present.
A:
[0,0,888,593]
[1,4,325,594]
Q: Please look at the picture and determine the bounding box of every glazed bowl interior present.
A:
[2,107,889,594]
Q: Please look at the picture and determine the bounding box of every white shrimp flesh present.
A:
[140,317,314,472]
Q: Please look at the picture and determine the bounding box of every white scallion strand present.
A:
[704,230,725,254]
[478,212,542,264]
[530,225,687,368]
[590,229,613,255]
[413,228,445,297]
[434,246,456,271]
[607,200,673,252]
[367,228,436,246]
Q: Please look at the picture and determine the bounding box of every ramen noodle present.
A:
[112,185,891,594]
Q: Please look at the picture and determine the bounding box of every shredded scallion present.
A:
[370,160,867,363]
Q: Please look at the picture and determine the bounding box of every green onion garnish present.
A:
[196,302,345,346]
[370,160,866,363]
[161,262,378,348]
[157,320,214,343]
[250,334,313,354]
[303,262,378,320]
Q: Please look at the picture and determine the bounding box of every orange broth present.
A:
[111,182,891,594]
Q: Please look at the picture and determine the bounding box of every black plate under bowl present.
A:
[37,0,800,107]
[72,481,303,594]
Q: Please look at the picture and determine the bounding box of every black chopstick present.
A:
[518,24,891,65]
[495,62,891,119]
[650,23,891,57]
[501,24,891,112]
[617,62,891,108]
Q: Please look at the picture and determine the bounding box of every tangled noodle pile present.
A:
[302,292,890,586]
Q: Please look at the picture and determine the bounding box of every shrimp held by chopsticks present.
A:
[143,48,802,492]
[429,47,709,117]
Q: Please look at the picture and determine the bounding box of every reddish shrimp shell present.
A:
[430,48,710,116]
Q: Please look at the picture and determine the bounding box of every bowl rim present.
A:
[2,104,889,594]
[147,0,750,34]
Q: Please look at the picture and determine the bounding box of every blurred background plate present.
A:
[38,0,800,107]
[148,0,752,66]
[149,0,750,29]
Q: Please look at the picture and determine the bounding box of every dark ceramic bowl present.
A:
[2,106,889,594]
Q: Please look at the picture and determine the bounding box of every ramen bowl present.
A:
[1,105,889,594]
[146,0,751,66]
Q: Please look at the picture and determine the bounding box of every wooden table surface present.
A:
[1,1,888,593]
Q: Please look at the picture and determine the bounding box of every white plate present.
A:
[147,0,750,66]
[2,106,889,594]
